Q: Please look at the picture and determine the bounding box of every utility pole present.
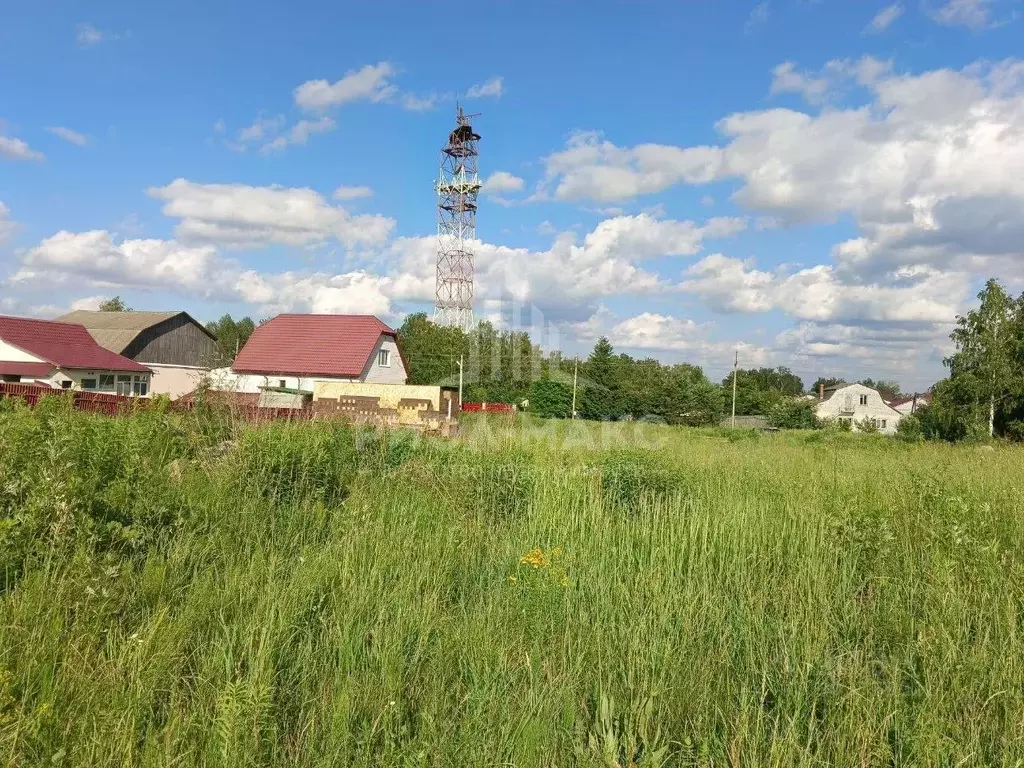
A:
[571,357,579,419]
[731,349,738,428]
[457,355,464,411]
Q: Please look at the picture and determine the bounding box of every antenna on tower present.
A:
[434,103,481,333]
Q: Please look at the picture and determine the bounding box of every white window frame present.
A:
[859,394,868,406]
[378,349,391,367]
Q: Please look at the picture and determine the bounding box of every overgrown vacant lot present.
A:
[1,401,1023,766]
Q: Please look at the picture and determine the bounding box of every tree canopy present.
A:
[98,296,131,312]
[205,314,256,366]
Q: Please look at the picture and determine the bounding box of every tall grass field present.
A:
[1,398,1023,766]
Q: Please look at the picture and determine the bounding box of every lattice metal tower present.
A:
[434,105,481,332]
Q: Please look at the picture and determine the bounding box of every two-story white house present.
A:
[816,382,903,435]
[205,314,409,394]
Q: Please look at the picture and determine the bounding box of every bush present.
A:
[768,398,819,430]
[896,415,924,442]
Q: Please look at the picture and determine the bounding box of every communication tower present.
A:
[434,105,481,331]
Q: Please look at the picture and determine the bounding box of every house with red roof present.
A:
[208,314,408,394]
[0,315,153,395]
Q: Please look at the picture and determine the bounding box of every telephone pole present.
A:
[731,349,738,428]
[571,357,579,419]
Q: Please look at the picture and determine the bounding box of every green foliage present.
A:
[810,376,845,394]
[98,295,131,312]
[722,366,805,416]
[2,408,1024,764]
[857,416,880,434]
[529,378,573,419]
[937,278,1024,439]
[896,414,924,442]
[768,397,819,429]
[205,314,257,366]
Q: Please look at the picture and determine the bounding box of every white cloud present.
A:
[866,4,904,32]
[77,23,122,46]
[235,270,396,316]
[44,126,89,146]
[11,231,233,295]
[69,295,113,311]
[237,114,286,144]
[293,62,398,111]
[681,254,969,324]
[213,118,226,135]
[927,0,995,29]
[147,179,395,249]
[332,185,374,200]
[540,130,722,203]
[400,92,440,111]
[466,77,504,99]
[745,2,770,33]
[482,171,525,195]
[0,133,45,161]
[769,57,892,103]
[602,311,772,365]
[0,202,15,245]
[261,116,336,153]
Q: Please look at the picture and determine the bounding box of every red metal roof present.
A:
[0,361,55,376]
[232,314,396,378]
[0,315,151,373]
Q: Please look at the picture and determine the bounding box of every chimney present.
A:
[819,383,825,401]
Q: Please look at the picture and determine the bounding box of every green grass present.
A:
[2,399,1024,766]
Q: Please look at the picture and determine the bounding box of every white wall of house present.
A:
[817,383,902,434]
[145,363,208,399]
[0,339,44,363]
[362,335,408,384]
[208,368,358,394]
[39,369,152,395]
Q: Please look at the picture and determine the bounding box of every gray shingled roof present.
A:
[54,310,214,354]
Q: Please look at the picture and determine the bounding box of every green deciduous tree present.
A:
[943,279,1024,437]
[98,296,131,312]
[205,314,256,366]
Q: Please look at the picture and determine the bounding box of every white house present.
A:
[207,314,409,394]
[0,315,153,395]
[816,383,903,435]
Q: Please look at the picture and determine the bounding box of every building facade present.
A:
[56,310,219,399]
[816,383,903,434]
[0,316,152,394]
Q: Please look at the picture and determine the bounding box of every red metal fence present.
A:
[0,383,310,422]
[461,402,517,414]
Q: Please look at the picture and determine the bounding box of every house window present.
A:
[81,379,97,390]
[859,394,868,405]
[116,375,133,396]
[132,379,148,397]
[61,381,72,390]
[98,374,115,391]
[278,379,287,388]
[378,349,391,367]
[1,374,20,383]
[880,420,887,429]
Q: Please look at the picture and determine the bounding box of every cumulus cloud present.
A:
[927,0,995,29]
[76,23,123,47]
[261,116,337,152]
[481,171,525,195]
[866,4,904,32]
[681,254,969,324]
[597,311,772,366]
[293,62,398,111]
[0,202,15,245]
[11,231,234,295]
[466,76,504,99]
[332,185,374,200]
[44,126,89,146]
[0,132,44,162]
[147,179,395,249]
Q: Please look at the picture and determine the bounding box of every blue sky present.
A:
[2,0,1023,389]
